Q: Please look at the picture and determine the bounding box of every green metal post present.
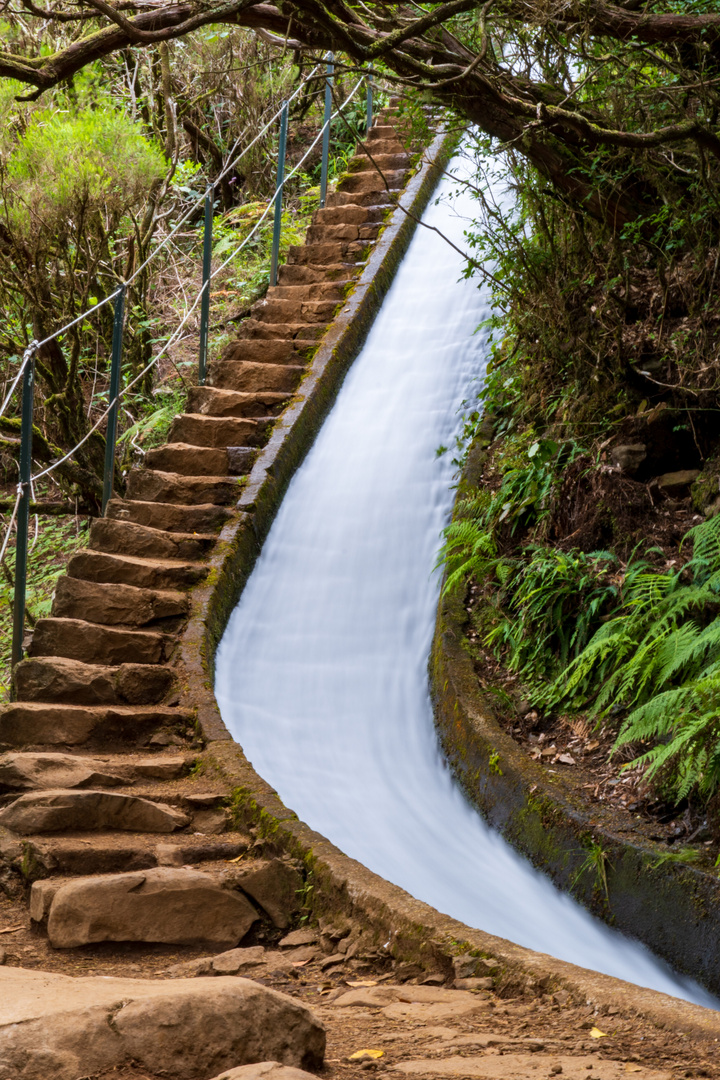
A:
[269,101,289,288]
[101,285,126,516]
[319,53,334,209]
[198,188,213,385]
[11,351,34,669]
[366,69,373,135]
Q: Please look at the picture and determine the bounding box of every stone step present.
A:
[366,123,403,141]
[0,788,191,836]
[107,498,232,533]
[90,517,218,561]
[251,297,339,324]
[28,617,174,666]
[347,151,410,172]
[312,203,386,226]
[208,360,304,395]
[126,470,241,506]
[0,750,190,791]
[31,866,260,948]
[51,576,188,628]
[361,137,407,154]
[20,831,246,878]
[326,188,400,208]
[305,221,381,244]
[147,443,257,477]
[168,413,270,448]
[269,281,349,302]
[13,656,177,706]
[187,386,289,417]
[337,168,407,194]
[277,262,358,285]
[286,240,368,265]
[218,338,315,364]
[0,751,127,791]
[0,701,190,748]
[68,549,207,590]
[235,320,327,342]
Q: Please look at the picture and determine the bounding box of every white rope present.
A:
[0,342,36,420]
[29,75,366,488]
[0,487,22,567]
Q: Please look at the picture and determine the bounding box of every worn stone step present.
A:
[126,470,241,506]
[277,262,358,285]
[169,413,270,449]
[145,443,229,477]
[187,386,289,418]
[252,297,339,324]
[337,168,407,194]
[29,617,174,666]
[107,498,232,533]
[68,549,207,590]
[235,319,327,342]
[0,788,191,836]
[305,221,381,244]
[52,576,188,628]
[208,360,304,395]
[366,123,403,141]
[13,656,176,706]
[286,240,369,265]
[0,750,189,791]
[90,517,218,561]
[348,151,410,172]
[361,137,407,154]
[269,281,349,302]
[21,830,244,879]
[0,701,190,748]
[33,866,260,948]
[218,338,315,364]
[326,188,399,208]
[312,203,385,226]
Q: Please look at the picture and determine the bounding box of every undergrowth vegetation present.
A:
[442,71,720,822]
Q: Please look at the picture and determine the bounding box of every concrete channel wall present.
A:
[182,132,720,1047]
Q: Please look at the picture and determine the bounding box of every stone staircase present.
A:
[0,111,416,953]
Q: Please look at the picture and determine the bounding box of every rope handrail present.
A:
[28,72,367,489]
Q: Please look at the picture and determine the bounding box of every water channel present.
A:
[216,148,716,1009]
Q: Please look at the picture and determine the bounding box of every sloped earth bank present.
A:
[0,126,719,1079]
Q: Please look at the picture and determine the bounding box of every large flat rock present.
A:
[0,789,190,834]
[0,966,325,1080]
[46,866,259,948]
[211,1064,321,1080]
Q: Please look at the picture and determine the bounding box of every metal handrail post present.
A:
[319,53,334,208]
[11,353,34,669]
[101,285,126,516]
[198,188,213,385]
[366,69,373,134]
[269,101,289,288]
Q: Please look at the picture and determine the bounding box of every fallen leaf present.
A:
[0,926,23,934]
[557,754,576,766]
[292,960,310,967]
[587,741,600,752]
[590,1027,608,1039]
[625,1066,642,1073]
[348,1050,384,1062]
[347,979,378,987]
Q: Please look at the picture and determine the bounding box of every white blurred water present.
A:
[216,151,716,1009]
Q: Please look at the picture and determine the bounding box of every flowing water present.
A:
[216,151,716,1009]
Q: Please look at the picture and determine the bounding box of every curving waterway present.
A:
[216,149,716,1009]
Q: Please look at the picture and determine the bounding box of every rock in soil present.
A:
[0,966,325,1080]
